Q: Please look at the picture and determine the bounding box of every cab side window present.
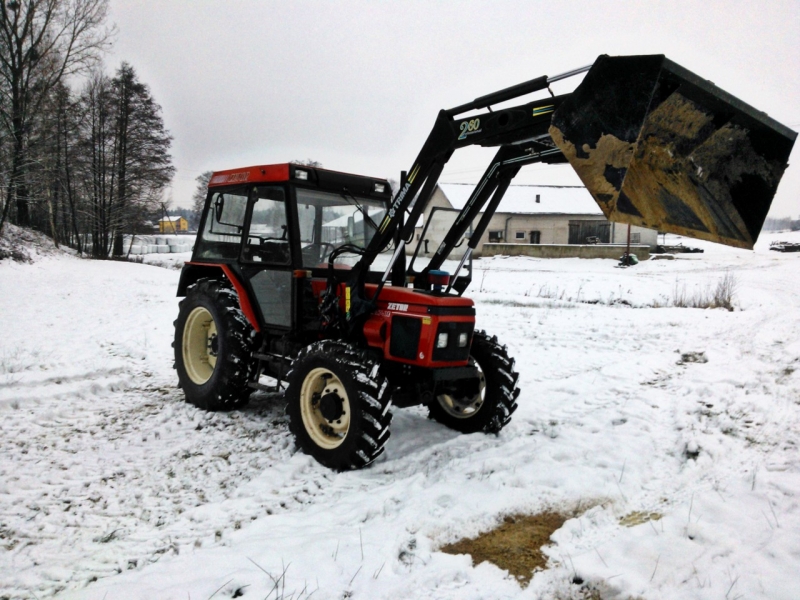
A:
[195,189,248,260]
[243,187,290,264]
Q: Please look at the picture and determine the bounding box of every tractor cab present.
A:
[183,163,395,335]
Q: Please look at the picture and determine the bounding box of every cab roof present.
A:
[208,163,392,198]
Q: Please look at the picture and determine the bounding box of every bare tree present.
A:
[0,0,114,233]
[72,64,173,258]
[191,170,212,217]
[292,159,323,168]
[77,70,114,257]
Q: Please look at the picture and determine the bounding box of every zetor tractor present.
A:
[174,55,796,470]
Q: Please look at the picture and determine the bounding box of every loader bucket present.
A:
[550,55,797,249]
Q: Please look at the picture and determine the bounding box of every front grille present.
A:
[390,316,422,360]
[432,321,474,362]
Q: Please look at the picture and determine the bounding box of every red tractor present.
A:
[174,55,795,470]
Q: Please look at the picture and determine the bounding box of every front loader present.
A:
[174,55,796,470]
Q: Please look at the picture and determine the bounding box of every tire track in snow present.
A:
[0,384,308,597]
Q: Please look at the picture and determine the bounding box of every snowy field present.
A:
[1,231,799,599]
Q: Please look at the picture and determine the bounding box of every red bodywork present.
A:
[183,262,474,369]
[310,280,474,369]
[185,263,262,333]
[208,164,290,188]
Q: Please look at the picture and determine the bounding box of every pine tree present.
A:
[110,62,174,256]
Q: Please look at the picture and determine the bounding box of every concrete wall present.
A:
[482,243,650,260]
[610,222,659,248]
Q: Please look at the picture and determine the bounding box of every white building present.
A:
[411,184,657,257]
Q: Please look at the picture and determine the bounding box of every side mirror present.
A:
[214,196,225,222]
[347,216,355,238]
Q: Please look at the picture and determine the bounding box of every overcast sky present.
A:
[105,0,800,217]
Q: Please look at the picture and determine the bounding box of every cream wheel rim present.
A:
[436,360,486,419]
[300,367,351,450]
[182,306,218,385]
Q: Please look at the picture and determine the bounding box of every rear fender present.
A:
[178,263,261,332]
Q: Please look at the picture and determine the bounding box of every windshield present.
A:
[295,188,391,269]
[410,207,472,281]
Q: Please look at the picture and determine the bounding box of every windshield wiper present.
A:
[340,189,380,233]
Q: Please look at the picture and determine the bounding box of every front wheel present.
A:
[428,330,519,434]
[286,341,392,470]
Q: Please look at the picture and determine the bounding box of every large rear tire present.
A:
[428,330,519,434]
[173,279,257,410]
[286,341,392,470]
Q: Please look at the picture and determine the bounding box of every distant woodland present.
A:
[0,0,174,257]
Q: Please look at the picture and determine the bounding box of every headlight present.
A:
[458,332,469,347]
[436,333,449,349]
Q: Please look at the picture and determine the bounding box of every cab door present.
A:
[239,185,294,331]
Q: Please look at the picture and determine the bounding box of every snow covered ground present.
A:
[1,231,799,599]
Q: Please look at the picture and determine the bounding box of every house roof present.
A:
[438,183,603,216]
[160,216,184,222]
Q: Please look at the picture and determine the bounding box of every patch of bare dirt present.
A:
[440,512,567,584]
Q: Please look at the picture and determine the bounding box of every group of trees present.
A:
[763,216,800,232]
[0,0,175,257]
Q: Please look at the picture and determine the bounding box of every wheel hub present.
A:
[319,392,344,422]
[299,367,351,450]
[182,306,218,385]
[436,363,486,419]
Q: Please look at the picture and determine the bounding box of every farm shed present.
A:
[158,216,188,234]
[411,184,658,258]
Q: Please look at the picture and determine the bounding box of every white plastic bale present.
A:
[130,245,142,255]
[157,245,169,254]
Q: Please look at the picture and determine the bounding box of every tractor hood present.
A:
[550,54,797,249]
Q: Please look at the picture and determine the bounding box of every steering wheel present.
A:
[301,242,337,266]
[248,235,289,263]
[256,235,286,245]
[318,242,336,263]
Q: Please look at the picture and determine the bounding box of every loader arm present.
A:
[344,54,796,325]
[358,93,572,271]
[345,68,590,321]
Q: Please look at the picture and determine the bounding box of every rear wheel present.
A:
[286,341,392,470]
[173,279,257,410]
[428,330,519,434]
